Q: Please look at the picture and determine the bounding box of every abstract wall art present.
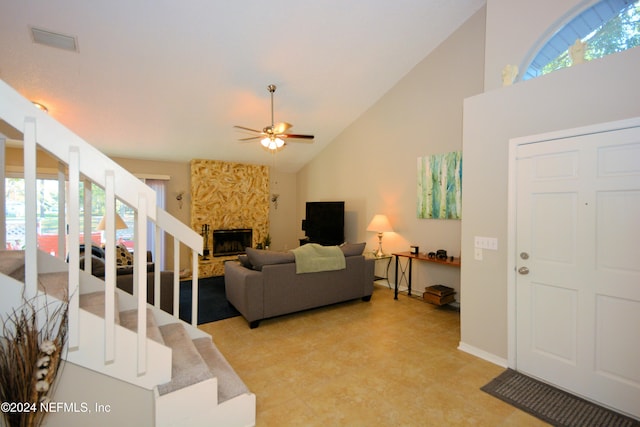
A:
[417,151,462,219]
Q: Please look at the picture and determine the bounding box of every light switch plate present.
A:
[474,236,498,250]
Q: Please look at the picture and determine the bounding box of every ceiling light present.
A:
[32,102,48,113]
[261,136,284,151]
[30,27,78,52]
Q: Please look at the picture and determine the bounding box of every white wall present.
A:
[46,362,154,427]
[269,168,298,251]
[296,8,486,299]
[484,0,597,91]
[462,46,640,360]
[296,0,640,364]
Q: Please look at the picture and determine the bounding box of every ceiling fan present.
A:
[234,84,314,151]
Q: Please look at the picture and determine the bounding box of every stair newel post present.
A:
[67,147,81,349]
[103,171,117,363]
[23,118,38,299]
[136,193,148,375]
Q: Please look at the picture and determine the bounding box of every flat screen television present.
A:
[303,201,344,246]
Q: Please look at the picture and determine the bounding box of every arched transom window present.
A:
[523,0,640,80]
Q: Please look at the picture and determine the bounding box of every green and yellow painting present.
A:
[417,151,462,219]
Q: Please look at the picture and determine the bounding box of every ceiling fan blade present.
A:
[272,122,292,134]
[238,136,260,141]
[282,133,314,140]
[234,125,262,133]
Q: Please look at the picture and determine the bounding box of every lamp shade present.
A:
[366,214,393,233]
[96,213,128,231]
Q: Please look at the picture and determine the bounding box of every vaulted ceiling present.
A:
[0,0,485,172]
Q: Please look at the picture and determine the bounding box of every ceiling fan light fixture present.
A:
[234,84,314,152]
[261,136,284,151]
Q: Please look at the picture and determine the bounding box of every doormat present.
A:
[481,369,639,427]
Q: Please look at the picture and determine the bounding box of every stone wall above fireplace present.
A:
[190,160,269,277]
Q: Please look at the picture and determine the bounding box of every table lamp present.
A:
[96,213,128,231]
[367,214,393,257]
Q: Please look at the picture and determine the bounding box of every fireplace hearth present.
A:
[213,228,252,257]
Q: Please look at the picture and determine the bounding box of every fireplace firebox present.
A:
[212,228,252,257]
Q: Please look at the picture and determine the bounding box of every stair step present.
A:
[38,271,70,301]
[0,250,26,281]
[79,291,121,325]
[0,250,71,302]
[193,337,249,404]
[157,323,213,396]
[119,308,165,345]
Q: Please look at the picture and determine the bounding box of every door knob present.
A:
[518,266,530,275]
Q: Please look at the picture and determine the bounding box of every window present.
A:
[5,177,62,251]
[4,177,134,255]
[4,178,161,266]
[523,0,640,80]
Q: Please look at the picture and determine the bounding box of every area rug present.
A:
[481,369,639,427]
[179,276,240,325]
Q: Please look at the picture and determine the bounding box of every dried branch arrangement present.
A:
[0,295,68,427]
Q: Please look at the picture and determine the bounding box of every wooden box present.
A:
[423,285,456,306]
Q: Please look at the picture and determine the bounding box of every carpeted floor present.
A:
[179,276,240,325]
[482,369,640,427]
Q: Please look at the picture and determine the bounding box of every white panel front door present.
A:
[515,124,640,418]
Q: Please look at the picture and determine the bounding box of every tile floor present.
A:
[200,285,548,426]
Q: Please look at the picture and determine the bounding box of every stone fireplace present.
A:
[191,160,269,277]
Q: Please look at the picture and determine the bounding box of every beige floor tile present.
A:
[199,285,550,426]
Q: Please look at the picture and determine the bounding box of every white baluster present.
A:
[67,147,80,350]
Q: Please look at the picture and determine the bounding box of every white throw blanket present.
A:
[290,243,346,274]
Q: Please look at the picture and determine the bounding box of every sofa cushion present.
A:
[80,255,106,277]
[340,242,366,257]
[116,244,134,266]
[115,263,155,275]
[80,244,105,259]
[245,247,295,271]
[237,254,252,269]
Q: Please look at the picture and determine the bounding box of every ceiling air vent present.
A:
[30,27,78,52]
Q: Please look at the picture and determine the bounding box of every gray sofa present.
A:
[224,244,374,328]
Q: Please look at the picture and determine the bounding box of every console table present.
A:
[392,252,461,300]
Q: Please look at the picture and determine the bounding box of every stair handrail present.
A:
[154,208,203,323]
[1,79,203,378]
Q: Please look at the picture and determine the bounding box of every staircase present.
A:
[0,79,256,426]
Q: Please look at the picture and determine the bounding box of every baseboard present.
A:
[458,341,508,368]
[373,280,392,288]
